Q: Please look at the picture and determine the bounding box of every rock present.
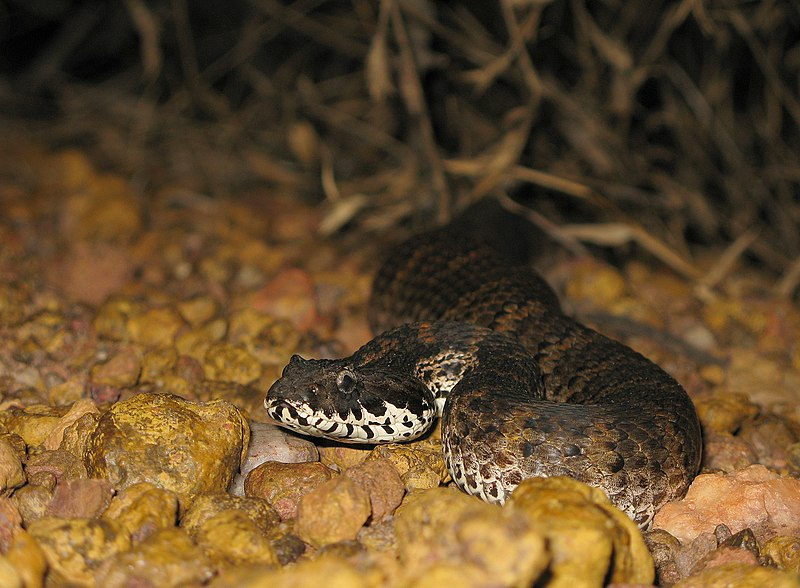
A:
[295,477,371,548]
[101,482,178,543]
[507,476,655,586]
[702,431,758,472]
[0,499,22,552]
[0,437,25,495]
[53,242,134,306]
[43,399,100,451]
[344,459,405,522]
[249,268,319,333]
[229,422,319,497]
[27,517,131,587]
[58,411,100,463]
[125,307,185,347]
[89,346,142,390]
[762,536,800,572]
[45,479,114,519]
[695,392,760,435]
[25,448,87,483]
[12,485,53,527]
[0,405,63,448]
[95,527,214,588]
[394,486,548,587]
[181,493,280,537]
[84,392,249,500]
[319,444,372,471]
[737,414,800,470]
[0,556,22,588]
[3,530,46,588]
[203,342,263,384]
[192,509,279,568]
[653,465,800,544]
[177,296,219,327]
[675,562,800,587]
[210,555,380,588]
[368,439,448,492]
[244,461,336,520]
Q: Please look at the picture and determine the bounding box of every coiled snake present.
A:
[265,223,702,527]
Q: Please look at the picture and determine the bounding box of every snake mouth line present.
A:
[264,398,433,443]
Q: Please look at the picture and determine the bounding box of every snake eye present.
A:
[336,370,357,396]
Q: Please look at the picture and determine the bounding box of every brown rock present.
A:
[675,562,800,588]
[249,268,319,333]
[52,242,134,306]
[702,431,758,472]
[95,527,214,588]
[295,477,371,548]
[84,392,249,500]
[45,479,115,519]
[653,465,800,544]
[89,346,142,389]
[319,443,372,471]
[102,482,178,543]
[230,422,319,496]
[737,413,800,470]
[344,458,405,522]
[0,498,22,552]
[209,555,380,588]
[0,405,63,448]
[25,448,87,483]
[245,461,336,520]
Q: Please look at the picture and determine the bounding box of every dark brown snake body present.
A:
[265,226,702,527]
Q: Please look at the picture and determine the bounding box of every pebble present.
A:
[95,527,214,587]
[244,461,336,520]
[653,465,800,544]
[27,517,131,586]
[295,477,371,548]
[3,530,46,588]
[229,422,319,496]
[191,508,279,567]
[202,341,263,384]
[508,476,655,586]
[344,458,405,522]
[762,536,800,572]
[125,306,186,347]
[0,437,25,495]
[45,479,114,519]
[368,439,448,491]
[394,486,547,587]
[84,392,249,499]
[102,482,179,543]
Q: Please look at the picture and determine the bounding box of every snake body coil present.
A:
[265,226,702,527]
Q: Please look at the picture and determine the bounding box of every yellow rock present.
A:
[368,439,449,491]
[193,509,278,568]
[27,517,131,587]
[95,527,214,588]
[394,487,548,587]
[203,342,263,384]
[0,437,25,495]
[102,482,179,542]
[210,555,382,588]
[4,530,46,588]
[507,476,654,587]
[84,393,249,501]
[762,536,800,573]
[0,556,22,588]
[0,405,63,448]
[125,307,185,347]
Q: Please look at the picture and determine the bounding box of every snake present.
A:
[264,221,702,527]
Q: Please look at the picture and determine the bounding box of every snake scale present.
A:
[265,220,702,527]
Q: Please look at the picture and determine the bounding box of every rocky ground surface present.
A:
[0,144,799,586]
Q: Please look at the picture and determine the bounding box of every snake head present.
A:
[264,354,437,443]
